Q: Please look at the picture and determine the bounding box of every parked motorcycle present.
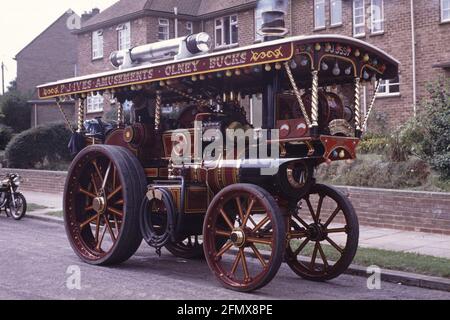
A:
[0,173,27,220]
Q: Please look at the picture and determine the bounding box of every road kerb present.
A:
[28,212,450,293]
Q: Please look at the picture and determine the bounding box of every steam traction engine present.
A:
[37,4,399,292]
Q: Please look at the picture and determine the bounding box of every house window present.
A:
[377,77,400,96]
[215,15,238,48]
[158,18,170,41]
[92,30,103,60]
[330,0,343,26]
[255,8,263,41]
[314,0,326,29]
[371,0,384,34]
[87,94,104,114]
[118,22,131,50]
[353,0,366,37]
[442,0,450,22]
[186,21,193,34]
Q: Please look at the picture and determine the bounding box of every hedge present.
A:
[5,123,72,169]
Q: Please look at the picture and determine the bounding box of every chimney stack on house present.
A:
[81,8,100,22]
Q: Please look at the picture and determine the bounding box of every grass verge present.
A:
[45,211,63,218]
[27,203,49,212]
[295,242,450,279]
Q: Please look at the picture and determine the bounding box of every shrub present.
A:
[5,123,72,170]
[0,91,31,132]
[316,157,430,190]
[358,133,389,154]
[399,79,450,179]
[0,125,13,150]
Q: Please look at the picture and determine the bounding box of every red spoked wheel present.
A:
[64,145,147,265]
[286,184,359,281]
[203,184,285,292]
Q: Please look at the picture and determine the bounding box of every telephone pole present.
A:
[1,62,5,95]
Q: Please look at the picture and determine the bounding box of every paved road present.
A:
[0,216,449,300]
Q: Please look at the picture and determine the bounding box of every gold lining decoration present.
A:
[329,119,354,137]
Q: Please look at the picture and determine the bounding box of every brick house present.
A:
[74,0,450,127]
[15,10,83,128]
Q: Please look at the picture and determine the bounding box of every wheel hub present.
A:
[93,196,107,214]
[230,229,246,248]
[307,223,327,242]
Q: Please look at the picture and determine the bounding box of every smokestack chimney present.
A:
[257,0,289,41]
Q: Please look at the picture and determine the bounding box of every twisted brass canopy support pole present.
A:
[284,62,312,128]
[354,77,362,132]
[311,70,320,128]
[155,90,162,131]
[117,100,124,127]
[77,98,86,133]
[362,80,382,133]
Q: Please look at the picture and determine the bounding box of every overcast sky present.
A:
[0,0,118,90]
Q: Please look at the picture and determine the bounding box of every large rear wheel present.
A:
[64,145,147,266]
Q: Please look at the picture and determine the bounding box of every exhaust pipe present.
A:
[257,0,289,41]
[110,32,212,69]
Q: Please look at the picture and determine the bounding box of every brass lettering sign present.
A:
[38,42,294,99]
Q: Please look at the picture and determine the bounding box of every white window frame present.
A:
[330,0,343,26]
[158,18,170,41]
[353,0,366,37]
[376,77,401,97]
[87,94,104,114]
[117,22,131,50]
[370,0,384,34]
[215,15,239,48]
[92,30,104,60]
[314,0,326,30]
[186,21,193,34]
[442,0,450,22]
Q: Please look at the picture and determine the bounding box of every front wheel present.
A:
[286,184,359,281]
[9,192,27,221]
[203,184,285,292]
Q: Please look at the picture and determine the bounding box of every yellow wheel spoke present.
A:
[252,215,270,233]
[108,207,124,218]
[230,250,242,275]
[250,244,267,268]
[241,249,250,281]
[326,237,344,254]
[80,188,96,199]
[220,209,235,230]
[216,229,231,237]
[216,241,233,258]
[80,214,99,229]
[107,186,122,201]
